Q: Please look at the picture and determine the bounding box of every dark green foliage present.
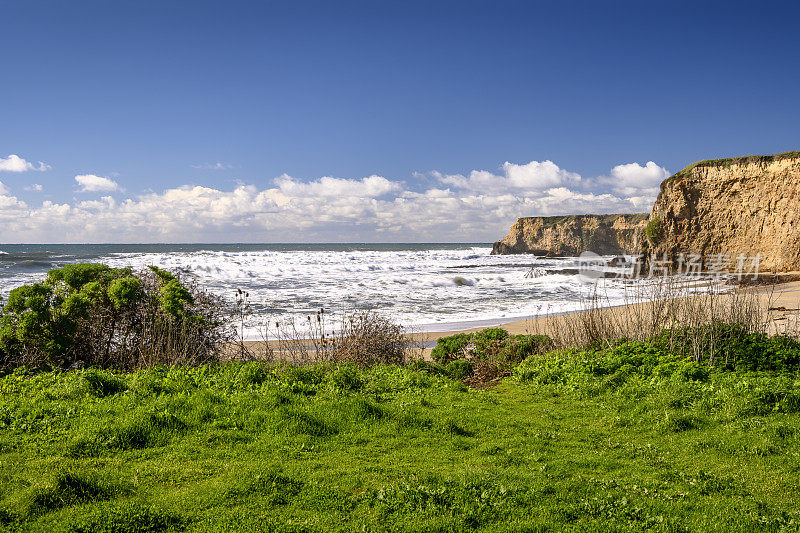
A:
[445,359,473,380]
[0,283,76,367]
[504,334,554,360]
[430,330,554,383]
[46,263,117,291]
[645,217,662,244]
[107,277,141,309]
[652,323,800,371]
[0,263,229,370]
[430,333,472,364]
[157,280,194,318]
[470,327,509,354]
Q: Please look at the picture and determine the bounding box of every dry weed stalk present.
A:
[230,306,420,366]
[527,275,782,363]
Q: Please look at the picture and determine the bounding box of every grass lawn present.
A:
[1,357,799,532]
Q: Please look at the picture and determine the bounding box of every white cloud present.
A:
[0,154,51,172]
[0,182,9,195]
[75,174,120,192]
[599,161,670,197]
[0,159,668,243]
[273,174,401,198]
[25,184,44,192]
[434,159,581,193]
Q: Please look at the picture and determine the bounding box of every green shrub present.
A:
[652,323,800,371]
[645,217,663,244]
[431,330,554,384]
[445,359,474,380]
[471,328,509,357]
[504,334,554,361]
[0,263,231,370]
[407,359,448,376]
[430,333,472,364]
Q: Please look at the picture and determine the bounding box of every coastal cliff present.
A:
[491,214,648,256]
[647,151,800,272]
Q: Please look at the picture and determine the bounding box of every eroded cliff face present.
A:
[491,214,648,256]
[648,152,800,272]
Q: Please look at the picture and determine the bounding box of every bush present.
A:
[445,359,474,380]
[430,329,554,384]
[431,333,472,365]
[471,328,510,356]
[331,311,409,367]
[645,217,662,244]
[652,323,800,371]
[0,263,233,370]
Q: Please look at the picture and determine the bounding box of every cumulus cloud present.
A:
[75,174,120,192]
[598,161,670,197]
[25,184,43,192]
[0,182,9,195]
[0,159,669,243]
[0,154,51,172]
[274,174,401,198]
[435,159,580,193]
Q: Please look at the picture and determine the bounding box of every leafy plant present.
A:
[645,217,663,244]
[0,263,232,370]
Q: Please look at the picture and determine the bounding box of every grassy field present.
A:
[1,343,800,533]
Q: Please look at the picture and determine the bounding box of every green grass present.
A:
[1,355,800,532]
[517,213,649,227]
[666,149,800,185]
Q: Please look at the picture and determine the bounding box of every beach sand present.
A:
[234,280,800,361]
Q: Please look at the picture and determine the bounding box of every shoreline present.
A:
[235,279,800,359]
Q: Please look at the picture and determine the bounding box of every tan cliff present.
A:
[647,151,800,272]
[491,214,649,256]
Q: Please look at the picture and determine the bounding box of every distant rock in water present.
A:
[647,151,800,272]
[491,214,649,256]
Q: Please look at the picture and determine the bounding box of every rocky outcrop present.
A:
[647,151,800,272]
[491,214,649,256]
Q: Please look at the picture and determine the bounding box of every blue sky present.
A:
[1,0,799,243]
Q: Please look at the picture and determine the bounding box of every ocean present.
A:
[0,243,643,338]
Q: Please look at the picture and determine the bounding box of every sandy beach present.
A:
[234,279,800,360]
